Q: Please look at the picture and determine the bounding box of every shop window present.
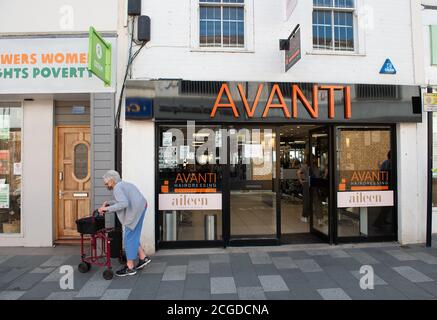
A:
[158,125,223,242]
[356,85,399,100]
[0,106,22,234]
[199,0,245,48]
[313,0,355,52]
[336,128,395,238]
[73,143,89,180]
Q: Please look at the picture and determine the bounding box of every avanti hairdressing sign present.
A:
[151,81,421,123]
[0,37,116,94]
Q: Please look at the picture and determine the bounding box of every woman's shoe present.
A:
[135,257,152,270]
[115,266,137,277]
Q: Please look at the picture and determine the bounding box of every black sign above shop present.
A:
[126,80,422,124]
[282,25,301,72]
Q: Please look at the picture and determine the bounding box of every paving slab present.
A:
[317,288,352,300]
[210,277,237,295]
[258,275,289,292]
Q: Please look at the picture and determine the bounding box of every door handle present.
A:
[59,171,63,181]
[58,190,65,199]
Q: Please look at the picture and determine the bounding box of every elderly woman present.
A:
[98,170,150,277]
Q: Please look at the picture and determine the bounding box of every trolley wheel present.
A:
[103,269,114,280]
[78,262,91,273]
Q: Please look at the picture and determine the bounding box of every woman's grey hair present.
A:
[103,170,121,183]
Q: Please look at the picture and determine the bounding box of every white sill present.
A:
[307,50,366,57]
[0,233,23,238]
[191,47,254,54]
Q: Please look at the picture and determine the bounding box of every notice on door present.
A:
[337,190,394,208]
[159,193,222,211]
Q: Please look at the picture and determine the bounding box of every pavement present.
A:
[1,238,437,300]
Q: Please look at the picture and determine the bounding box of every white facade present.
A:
[120,0,430,252]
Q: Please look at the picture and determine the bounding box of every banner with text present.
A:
[0,37,116,94]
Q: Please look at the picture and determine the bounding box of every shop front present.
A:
[0,36,117,246]
[125,80,421,249]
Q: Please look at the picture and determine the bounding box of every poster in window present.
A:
[0,115,10,140]
[0,150,9,175]
[13,163,22,176]
[0,184,9,209]
[158,146,177,169]
[162,132,173,147]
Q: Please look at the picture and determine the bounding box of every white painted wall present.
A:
[0,0,119,34]
[0,98,54,247]
[131,0,418,85]
[121,121,155,254]
[397,105,428,245]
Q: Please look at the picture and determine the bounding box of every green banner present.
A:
[88,26,112,86]
[431,26,437,66]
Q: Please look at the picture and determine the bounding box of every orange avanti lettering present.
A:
[210,84,239,118]
[292,85,318,118]
[238,83,263,118]
[262,84,290,118]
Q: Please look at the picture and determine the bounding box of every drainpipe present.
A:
[427,86,433,247]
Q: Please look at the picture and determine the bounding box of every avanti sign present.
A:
[210,83,352,119]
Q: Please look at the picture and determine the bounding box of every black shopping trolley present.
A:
[75,210,124,280]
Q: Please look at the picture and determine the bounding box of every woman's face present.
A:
[104,179,115,190]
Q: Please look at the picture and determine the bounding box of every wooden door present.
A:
[56,126,91,240]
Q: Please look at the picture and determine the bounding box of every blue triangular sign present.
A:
[380,59,396,74]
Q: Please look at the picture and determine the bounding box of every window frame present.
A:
[0,102,23,237]
[312,0,358,53]
[199,0,245,48]
[191,0,254,53]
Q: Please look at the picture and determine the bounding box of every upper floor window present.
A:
[199,0,245,48]
[313,0,355,52]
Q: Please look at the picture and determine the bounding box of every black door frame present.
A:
[307,126,334,244]
[225,124,280,247]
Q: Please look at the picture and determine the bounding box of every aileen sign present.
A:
[159,193,222,211]
[337,191,394,208]
[210,83,351,119]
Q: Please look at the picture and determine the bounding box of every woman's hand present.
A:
[98,206,107,215]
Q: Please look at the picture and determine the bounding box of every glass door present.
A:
[228,127,278,242]
[309,127,331,241]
